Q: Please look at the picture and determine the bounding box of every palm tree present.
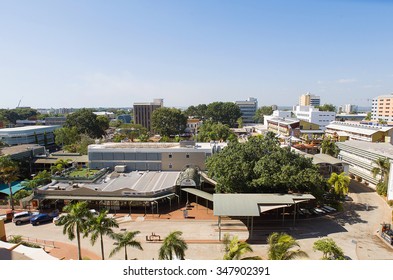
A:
[371,157,390,184]
[57,201,92,260]
[321,138,339,157]
[158,231,188,260]
[110,231,143,260]
[88,210,119,260]
[267,232,308,260]
[223,234,261,260]
[50,158,72,175]
[327,172,350,197]
[0,156,20,210]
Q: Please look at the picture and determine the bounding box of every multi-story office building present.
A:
[235,97,258,124]
[45,117,67,126]
[133,99,163,132]
[325,121,393,143]
[293,106,335,130]
[371,94,393,122]
[343,104,358,114]
[299,93,320,107]
[88,141,225,171]
[0,125,60,146]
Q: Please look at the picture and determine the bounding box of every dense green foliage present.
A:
[0,156,20,210]
[151,107,187,136]
[327,172,350,197]
[184,104,208,119]
[197,121,236,142]
[254,106,274,123]
[313,238,345,260]
[0,108,39,124]
[267,232,308,260]
[321,138,339,157]
[316,104,336,112]
[223,234,261,260]
[55,127,80,147]
[110,231,143,260]
[64,108,107,138]
[205,102,241,127]
[206,133,325,195]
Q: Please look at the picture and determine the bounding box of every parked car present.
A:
[30,212,58,226]
[12,211,39,225]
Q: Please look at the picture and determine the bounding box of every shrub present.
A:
[376,182,387,196]
[388,200,393,207]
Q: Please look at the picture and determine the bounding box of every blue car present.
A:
[30,213,55,226]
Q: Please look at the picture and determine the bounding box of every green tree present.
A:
[96,115,110,132]
[364,112,372,121]
[65,108,106,138]
[378,118,387,125]
[184,104,208,119]
[321,138,339,156]
[205,102,242,127]
[0,156,20,210]
[313,238,345,260]
[158,231,188,260]
[57,201,93,260]
[327,172,350,197]
[151,107,187,137]
[254,106,273,123]
[50,158,72,175]
[110,231,143,260]
[223,234,261,260]
[198,121,235,142]
[371,157,390,184]
[13,189,32,201]
[54,127,80,147]
[267,232,308,260]
[88,210,119,260]
[207,135,324,195]
[316,104,336,112]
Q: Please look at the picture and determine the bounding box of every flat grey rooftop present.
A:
[337,140,393,158]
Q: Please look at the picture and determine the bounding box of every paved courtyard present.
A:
[3,180,393,260]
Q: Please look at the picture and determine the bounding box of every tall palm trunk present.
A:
[8,183,14,210]
[125,247,128,260]
[100,232,105,260]
[76,224,82,260]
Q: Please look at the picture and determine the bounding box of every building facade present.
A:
[0,125,60,146]
[88,141,225,171]
[133,99,163,132]
[293,105,335,130]
[299,93,320,107]
[235,97,258,124]
[325,121,393,143]
[371,94,393,122]
[337,141,393,192]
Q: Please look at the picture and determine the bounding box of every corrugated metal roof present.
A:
[213,193,315,217]
[182,188,213,202]
[313,154,343,165]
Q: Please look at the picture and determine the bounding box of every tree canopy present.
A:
[205,102,242,127]
[254,106,274,123]
[206,133,325,195]
[0,108,39,124]
[316,104,336,112]
[64,108,107,138]
[313,238,345,260]
[151,107,187,137]
[184,104,208,119]
[197,121,236,142]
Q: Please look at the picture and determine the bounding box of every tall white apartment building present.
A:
[299,92,320,107]
[293,105,335,130]
[371,94,393,122]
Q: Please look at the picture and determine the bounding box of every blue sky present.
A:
[1,0,392,109]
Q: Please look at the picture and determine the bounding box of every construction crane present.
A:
[17,97,23,108]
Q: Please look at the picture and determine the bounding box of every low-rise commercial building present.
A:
[0,125,60,146]
[325,121,393,143]
[293,106,335,130]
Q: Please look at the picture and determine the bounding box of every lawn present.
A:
[69,169,100,178]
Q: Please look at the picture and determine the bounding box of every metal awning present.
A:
[181,188,213,202]
[34,193,177,202]
[259,204,290,213]
[200,172,217,186]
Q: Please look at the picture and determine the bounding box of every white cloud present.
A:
[336,78,357,84]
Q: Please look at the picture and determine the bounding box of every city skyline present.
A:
[1,0,393,109]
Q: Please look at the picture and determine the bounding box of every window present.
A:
[169,163,173,169]
[186,154,190,158]
[169,154,172,158]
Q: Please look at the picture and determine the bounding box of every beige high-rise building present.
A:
[371,94,393,122]
[299,92,320,107]
[133,99,163,132]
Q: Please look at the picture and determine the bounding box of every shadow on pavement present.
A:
[349,180,375,194]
